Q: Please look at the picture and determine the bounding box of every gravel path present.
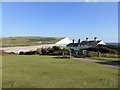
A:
[71,57,120,68]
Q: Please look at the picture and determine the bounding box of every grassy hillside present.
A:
[1,36,63,47]
[2,55,118,88]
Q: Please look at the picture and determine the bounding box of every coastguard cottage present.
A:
[66,37,106,51]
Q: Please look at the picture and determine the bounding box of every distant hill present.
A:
[1,36,64,47]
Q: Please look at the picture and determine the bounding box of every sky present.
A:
[2,2,118,42]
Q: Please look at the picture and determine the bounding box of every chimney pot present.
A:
[86,38,88,41]
[94,37,97,41]
[73,39,74,43]
[78,39,80,43]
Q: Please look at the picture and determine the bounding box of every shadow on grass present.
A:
[54,56,70,59]
[95,61,120,67]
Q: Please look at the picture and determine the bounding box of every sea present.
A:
[106,42,120,45]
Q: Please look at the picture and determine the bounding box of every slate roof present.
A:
[66,40,101,47]
[66,43,81,47]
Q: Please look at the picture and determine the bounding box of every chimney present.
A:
[72,39,74,43]
[94,37,97,41]
[78,39,80,43]
[86,38,88,41]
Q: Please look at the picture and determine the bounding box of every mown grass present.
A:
[2,55,118,88]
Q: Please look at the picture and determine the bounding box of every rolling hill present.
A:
[1,36,64,47]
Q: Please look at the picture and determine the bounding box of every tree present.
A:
[36,48,41,54]
[53,46,61,51]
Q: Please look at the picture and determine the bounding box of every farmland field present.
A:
[2,55,118,88]
[1,37,63,47]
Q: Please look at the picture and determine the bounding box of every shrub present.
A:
[98,45,120,53]
[19,51,25,55]
[82,46,117,54]
[41,48,49,55]
[24,51,31,55]
[52,51,62,55]
[30,51,37,55]
[18,46,70,56]
[86,51,99,57]
[8,52,16,54]
[73,55,86,58]
[53,46,61,51]
[36,48,41,54]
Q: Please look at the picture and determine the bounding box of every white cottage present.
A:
[66,37,106,51]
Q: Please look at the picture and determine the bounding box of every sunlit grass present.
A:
[2,55,118,88]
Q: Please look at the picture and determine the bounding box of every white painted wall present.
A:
[55,38,73,45]
[98,41,106,45]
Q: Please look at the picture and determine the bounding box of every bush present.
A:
[62,48,70,53]
[40,47,70,55]
[18,46,70,56]
[52,46,61,51]
[8,52,16,54]
[82,46,117,54]
[73,55,86,58]
[30,51,38,55]
[41,48,49,55]
[36,48,41,54]
[98,45,120,53]
[24,51,31,55]
[86,51,99,57]
[19,52,25,55]
[52,51,62,55]
[100,53,119,58]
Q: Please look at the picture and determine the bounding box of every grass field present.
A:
[2,55,118,88]
[1,36,63,47]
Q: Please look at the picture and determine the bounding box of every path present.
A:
[71,57,120,68]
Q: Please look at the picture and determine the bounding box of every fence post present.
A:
[98,51,100,57]
[70,52,71,58]
[63,52,64,57]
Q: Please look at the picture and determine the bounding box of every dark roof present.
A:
[66,43,81,47]
[67,40,101,47]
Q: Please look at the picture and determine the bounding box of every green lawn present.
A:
[2,55,118,88]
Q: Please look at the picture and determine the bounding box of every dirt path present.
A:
[71,57,120,68]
